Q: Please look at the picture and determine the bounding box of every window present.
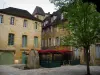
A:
[44,21,47,26]
[22,35,27,47]
[51,38,53,46]
[95,44,100,58]
[45,40,47,47]
[23,20,27,27]
[34,15,37,17]
[52,38,56,46]
[49,38,51,46]
[8,33,14,45]
[47,39,48,47]
[0,15,3,24]
[34,36,38,48]
[37,15,39,18]
[35,22,38,29]
[53,16,57,20]
[51,17,53,23]
[47,28,50,32]
[42,40,45,47]
[45,21,48,24]
[56,27,59,32]
[10,17,14,25]
[50,26,53,32]
[42,30,45,34]
[74,48,79,59]
[56,37,60,46]
[35,15,39,18]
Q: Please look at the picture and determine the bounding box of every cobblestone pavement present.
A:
[0,65,100,75]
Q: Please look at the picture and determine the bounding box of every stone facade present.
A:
[0,9,42,64]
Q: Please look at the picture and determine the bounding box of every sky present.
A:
[0,0,56,14]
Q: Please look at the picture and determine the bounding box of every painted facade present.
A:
[0,7,42,64]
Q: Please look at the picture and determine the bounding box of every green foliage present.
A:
[51,0,100,48]
[49,0,69,8]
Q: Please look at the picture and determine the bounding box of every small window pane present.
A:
[23,20,27,27]
[35,22,38,29]
[10,17,14,25]
[34,36,38,48]
[49,38,51,46]
[0,15,3,24]
[8,33,14,45]
[56,37,60,46]
[22,35,27,47]
[96,44,100,58]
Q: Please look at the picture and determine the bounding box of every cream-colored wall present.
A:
[0,13,42,63]
[80,45,100,65]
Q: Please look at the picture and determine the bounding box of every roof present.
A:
[32,6,45,16]
[45,12,51,15]
[42,10,67,29]
[0,7,42,22]
[42,10,62,29]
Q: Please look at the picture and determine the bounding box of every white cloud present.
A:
[0,0,56,14]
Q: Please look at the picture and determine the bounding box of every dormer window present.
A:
[35,15,37,17]
[34,15,39,18]
[44,21,48,26]
[45,21,48,24]
[51,16,57,23]
[10,17,14,25]
[51,17,53,23]
[53,16,57,20]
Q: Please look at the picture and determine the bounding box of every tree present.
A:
[50,0,100,75]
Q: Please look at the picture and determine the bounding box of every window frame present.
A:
[0,15,3,24]
[23,20,27,27]
[56,37,60,46]
[22,35,27,47]
[10,17,14,25]
[34,36,38,48]
[35,22,38,29]
[95,44,100,59]
[8,33,14,45]
[49,38,51,46]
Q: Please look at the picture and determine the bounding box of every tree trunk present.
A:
[84,46,91,75]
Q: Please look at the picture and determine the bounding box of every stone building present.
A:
[0,7,42,64]
[33,6,100,65]
[41,10,71,50]
[32,6,45,21]
[37,7,100,65]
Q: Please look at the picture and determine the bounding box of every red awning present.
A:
[38,50,72,54]
[58,50,72,54]
[38,50,59,54]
